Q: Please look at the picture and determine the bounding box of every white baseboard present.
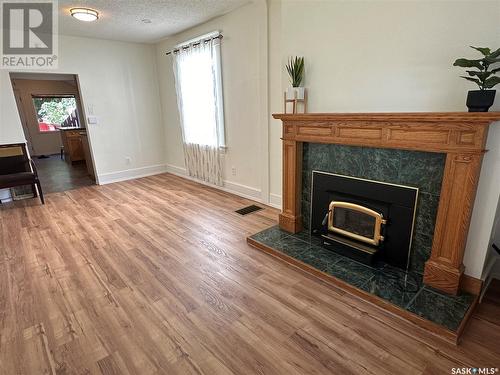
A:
[269,193,282,209]
[165,164,187,176]
[98,164,167,185]
[224,180,262,201]
[165,164,263,203]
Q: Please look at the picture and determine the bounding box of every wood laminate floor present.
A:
[1,173,499,375]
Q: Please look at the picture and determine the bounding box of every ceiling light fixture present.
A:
[70,8,99,22]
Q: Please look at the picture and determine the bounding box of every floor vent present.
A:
[235,205,263,215]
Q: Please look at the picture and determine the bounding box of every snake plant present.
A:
[286,56,305,87]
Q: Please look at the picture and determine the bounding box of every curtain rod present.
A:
[165,34,223,56]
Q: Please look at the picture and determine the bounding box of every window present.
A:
[173,33,225,147]
[32,96,79,133]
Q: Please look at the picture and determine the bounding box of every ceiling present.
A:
[58,0,249,44]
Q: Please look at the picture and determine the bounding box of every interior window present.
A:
[32,96,79,132]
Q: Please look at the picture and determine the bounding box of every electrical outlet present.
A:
[231,167,236,176]
[125,157,131,165]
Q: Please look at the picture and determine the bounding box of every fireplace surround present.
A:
[303,144,445,275]
[272,112,500,295]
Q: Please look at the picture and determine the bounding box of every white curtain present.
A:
[173,36,225,186]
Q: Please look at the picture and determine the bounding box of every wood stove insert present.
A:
[310,171,418,268]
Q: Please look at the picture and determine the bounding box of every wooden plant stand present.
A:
[284,89,307,114]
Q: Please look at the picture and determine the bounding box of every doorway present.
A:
[10,73,96,194]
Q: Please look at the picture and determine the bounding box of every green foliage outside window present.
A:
[33,97,77,126]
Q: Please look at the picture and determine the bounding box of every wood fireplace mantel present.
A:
[273,112,500,295]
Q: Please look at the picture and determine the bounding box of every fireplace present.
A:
[310,171,418,269]
[271,112,500,295]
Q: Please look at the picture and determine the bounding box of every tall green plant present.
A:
[286,56,305,87]
[453,46,500,90]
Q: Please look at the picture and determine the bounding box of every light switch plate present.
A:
[87,115,98,125]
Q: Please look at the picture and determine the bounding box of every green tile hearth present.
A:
[407,287,474,331]
[249,226,474,332]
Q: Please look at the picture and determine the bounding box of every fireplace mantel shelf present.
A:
[273,112,500,155]
[273,112,500,123]
[273,111,500,295]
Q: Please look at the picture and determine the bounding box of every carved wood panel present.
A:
[279,140,303,233]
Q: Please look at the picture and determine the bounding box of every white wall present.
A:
[155,1,269,201]
[268,0,283,208]
[465,125,500,278]
[0,34,165,183]
[0,71,24,143]
[478,197,500,281]
[269,0,500,200]
[268,0,500,278]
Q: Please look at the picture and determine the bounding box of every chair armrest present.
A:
[28,159,39,177]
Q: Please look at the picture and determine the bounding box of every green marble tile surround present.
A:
[250,226,474,332]
[302,143,446,274]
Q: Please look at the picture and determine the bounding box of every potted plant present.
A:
[286,56,305,100]
[453,46,500,112]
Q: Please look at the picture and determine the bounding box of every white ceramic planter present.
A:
[286,86,305,100]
